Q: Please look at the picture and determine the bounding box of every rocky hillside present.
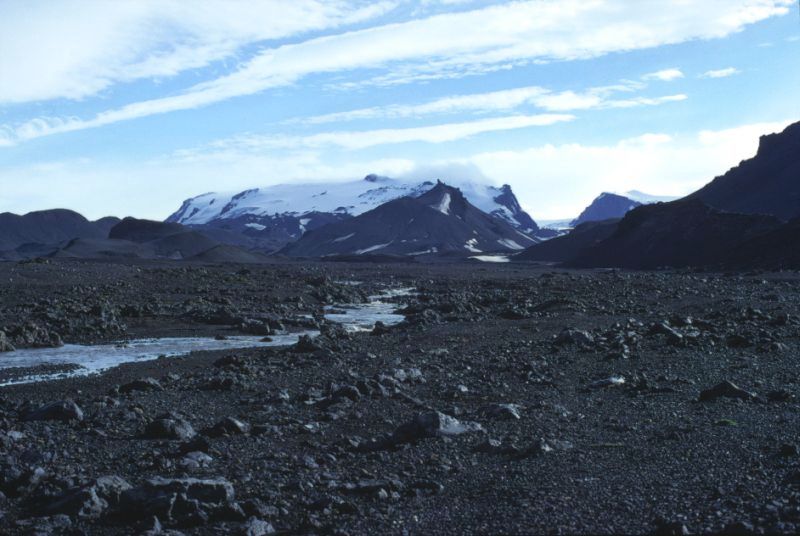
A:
[687,120,800,220]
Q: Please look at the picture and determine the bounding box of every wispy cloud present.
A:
[293,84,686,124]
[643,68,685,81]
[178,114,574,154]
[700,67,741,78]
[2,120,792,221]
[0,0,790,142]
[0,0,396,105]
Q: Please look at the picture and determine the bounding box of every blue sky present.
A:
[0,0,798,220]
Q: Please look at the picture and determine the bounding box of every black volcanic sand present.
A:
[1,259,799,535]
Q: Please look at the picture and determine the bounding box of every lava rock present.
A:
[242,517,276,535]
[698,380,756,402]
[119,477,237,527]
[41,476,131,520]
[554,328,595,346]
[0,330,15,352]
[119,377,164,394]
[22,400,84,422]
[392,411,484,443]
[205,417,250,438]
[144,413,197,441]
[293,334,320,353]
[479,403,523,420]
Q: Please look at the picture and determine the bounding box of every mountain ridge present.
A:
[282,181,538,258]
[166,175,541,252]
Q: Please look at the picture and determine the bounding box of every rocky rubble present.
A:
[0,261,799,534]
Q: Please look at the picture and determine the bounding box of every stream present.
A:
[0,286,413,386]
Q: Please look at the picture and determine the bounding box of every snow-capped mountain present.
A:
[282,182,539,258]
[566,190,678,227]
[166,175,539,251]
[624,190,677,204]
[571,193,643,227]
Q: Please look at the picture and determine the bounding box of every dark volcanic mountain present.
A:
[686,120,800,220]
[516,219,620,263]
[282,182,538,257]
[109,218,186,242]
[0,209,117,252]
[568,200,782,269]
[109,218,244,260]
[571,193,642,226]
[725,217,800,269]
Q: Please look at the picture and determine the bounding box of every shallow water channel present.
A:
[0,286,412,386]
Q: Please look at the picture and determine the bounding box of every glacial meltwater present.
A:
[323,287,413,332]
[0,286,413,386]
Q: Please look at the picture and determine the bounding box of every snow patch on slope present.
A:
[432,193,451,215]
[354,242,392,254]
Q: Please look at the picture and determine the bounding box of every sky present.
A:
[0,0,798,221]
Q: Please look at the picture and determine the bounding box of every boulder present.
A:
[119,477,239,527]
[699,380,756,402]
[120,378,164,394]
[205,417,250,438]
[22,400,84,422]
[42,476,131,520]
[0,330,15,352]
[144,413,196,441]
[392,411,484,444]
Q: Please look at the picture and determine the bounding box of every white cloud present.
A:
[0,0,395,104]
[643,68,685,81]
[0,154,416,221]
[181,114,574,154]
[0,0,790,140]
[463,120,795,219]
[701,67,741,78]
[2,119,794,222]
[2,83,686,145]
[294,83,687,124]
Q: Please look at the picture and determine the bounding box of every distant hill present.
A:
[571,193,642,226]
[0,209,115,252]
[516,219,619,263]
[568,200,782,269]
[108,218,262,261]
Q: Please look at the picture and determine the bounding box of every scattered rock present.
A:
[119,477,239,527]
[120,377,164,394]
[205,417,250,438]
[22,400,83,422]
[588,376,626,389]
[0,330,15,352]
[554,328,595,346]
[41,476,131,520]
[392,411,484,443]
[144,413,197,441]
[479,403,523,420]
[698,380,756,402]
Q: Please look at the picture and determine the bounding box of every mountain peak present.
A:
[282,180,537,257]
[687,119,800,221]
[571,192,642,227]
[419,181,469,217]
